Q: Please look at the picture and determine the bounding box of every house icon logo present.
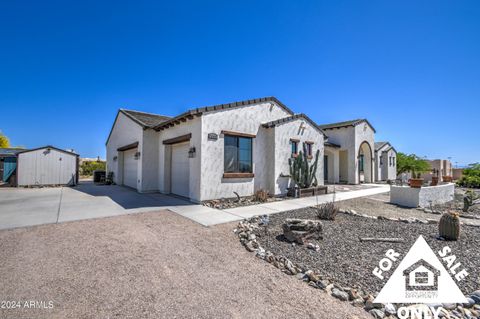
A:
[374,236,468,304]
[403,259,440,292]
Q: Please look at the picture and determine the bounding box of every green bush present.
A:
[457,163,480,188]
[80,161,106,176]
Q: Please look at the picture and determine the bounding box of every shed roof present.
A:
[318,118,376,133]
[0,148,24,157]
[16,146,79,157]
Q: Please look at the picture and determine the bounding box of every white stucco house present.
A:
[106,97,397,202]
[374,142,397,182]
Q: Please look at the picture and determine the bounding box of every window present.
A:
[393,157,396,166]
[305,142,313,158]
[359,154,365,172]
[291,140,299,156]
[224,135,252,173]
[380,155,383,165]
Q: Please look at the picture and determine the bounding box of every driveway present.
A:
[0,182,241,230]
[0,210,369,319]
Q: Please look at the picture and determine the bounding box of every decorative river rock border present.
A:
[234,209,480,318]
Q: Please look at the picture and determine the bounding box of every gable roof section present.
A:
[384,145,397,153]
[105,109,171,145]
[261,114,327,137]
[375,141,390,151]
[16,145,79,157]
[318,118,376,133]
[154,96,294,131]
[121,109,171,128]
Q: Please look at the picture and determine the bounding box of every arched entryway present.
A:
[358,141,373,183]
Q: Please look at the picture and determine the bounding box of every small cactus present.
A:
[438,212,461,241]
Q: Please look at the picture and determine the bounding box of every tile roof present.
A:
[121,109,171,128]
[318,118,376,133]
[261,114,326,136]
[154,96,294,131]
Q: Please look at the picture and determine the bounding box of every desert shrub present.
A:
[80,161,106,176]
[457,163,480,188]
[316,202,339,220]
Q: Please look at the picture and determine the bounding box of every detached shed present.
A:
[17,146,79,186]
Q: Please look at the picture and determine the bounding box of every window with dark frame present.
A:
[224,135,252,173]
[305,142,313,157]
[359,154,365,172]
[291,140,298,156]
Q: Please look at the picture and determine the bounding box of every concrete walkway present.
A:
[0,183,389,230]
[222,184,390,219]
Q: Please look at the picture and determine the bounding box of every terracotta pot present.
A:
[442,176,453,183]
[410,178,424,188]
[431,177,439,186]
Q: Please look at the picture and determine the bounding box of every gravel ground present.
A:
[256,208,480,296]
[0,210,370,319]
[336,197,480,226]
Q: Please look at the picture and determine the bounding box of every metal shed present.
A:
[0,148,22,184]
[16,146,79,187]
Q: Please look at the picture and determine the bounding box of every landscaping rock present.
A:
[331,288,349,301]
[304,270,320,282]
[470,290,480,304]
[384,303,396,316]
[282,218,323,244]
[463,297,476,308]
[369,309,385,319]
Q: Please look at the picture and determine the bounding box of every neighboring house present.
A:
[421,159,453,182]
[320,119,377,184]
[16,146,79,186]
[403,259,440,291]
[106,97,397,202]
[0,148,22,184]
[374,142,397,182]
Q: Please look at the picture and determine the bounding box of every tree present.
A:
[0,131,10,148]
[396,152,430,178]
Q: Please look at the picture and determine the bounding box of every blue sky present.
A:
[1,1,478,166]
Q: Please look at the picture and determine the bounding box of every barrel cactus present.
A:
[438,212,460,241]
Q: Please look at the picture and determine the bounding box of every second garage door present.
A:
[123,148,138,189]
[171,142,190,198]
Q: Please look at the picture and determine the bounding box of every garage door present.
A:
[123,148,138,189]
[171,142,190,198]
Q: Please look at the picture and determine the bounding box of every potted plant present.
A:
[396,153,430,188]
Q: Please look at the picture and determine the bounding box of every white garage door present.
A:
[123,148,138,189]
[171,142,190,198]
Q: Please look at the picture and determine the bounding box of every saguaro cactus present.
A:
[438,212,461,241]
[288,143,320,189]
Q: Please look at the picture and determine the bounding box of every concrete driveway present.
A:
[0,182,242,230]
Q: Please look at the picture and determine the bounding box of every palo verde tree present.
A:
[396,152,430,178]
[0,131,10,148]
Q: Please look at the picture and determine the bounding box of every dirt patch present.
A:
[0,210,369,319]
